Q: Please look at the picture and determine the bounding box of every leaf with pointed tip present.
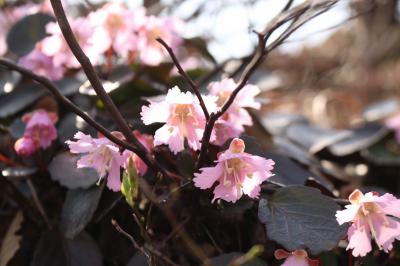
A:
[7,13,54,57]
[60,186,103,239]
[258,186,347,255]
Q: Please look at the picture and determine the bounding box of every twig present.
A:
[196,0,339,169]
[157,38,210,120]
[112,219,180,266]
[26,178,51,228]
[49,0,170,179]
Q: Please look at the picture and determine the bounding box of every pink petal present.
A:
[193,164,223,189]
[347,223,372,257]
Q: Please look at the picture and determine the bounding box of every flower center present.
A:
[107,14,124,31]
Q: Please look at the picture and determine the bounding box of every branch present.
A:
[112,219,180,266]
[196,0,339,169]
[156,38,210,120]
[48,0,170,178]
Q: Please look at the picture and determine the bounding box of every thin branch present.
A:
[0,59,184,182]
[26,178,51,228]
[112,219,180,266]
[49,0,170,178]
[157,38,210,120]
[196,0,339,169]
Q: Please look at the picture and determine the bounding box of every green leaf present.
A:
[6,13,54,57]
[121,158,139,208]
[258,186,347,255]
[60,185,104,239]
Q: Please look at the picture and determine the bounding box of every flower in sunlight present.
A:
[208,78,261,145]
[193,138,274,203]
[66,132,124,191]
[141,86,215,154]
[336,189,400,257]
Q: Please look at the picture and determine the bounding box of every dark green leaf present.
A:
[6,13,54,57]
[0,83,44,118]
[32,230,102,266]
[258,186,347,255]
[48,152,99,189]
[0,68,21,95]
[328,123,389,156]
[361,138,400,166]
[60,186,103,239]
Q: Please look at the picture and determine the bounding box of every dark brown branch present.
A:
[196,0,339,169]
[0,59,142,155]
[0,59,184,181]
[112,219,179,266]
[48,0,171,178]
[156,38,210,120]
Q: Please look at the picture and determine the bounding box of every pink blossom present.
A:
[19,44,64,80]
[193,138,274,203]
[336,189,400,257]
[42,17,101,68]
[208,78,261,145]
[88,3,145,57]
[22,109,58,149]
[137,16,183,65]
[14,136,37,157]
[122,131,153,176]
[66,132,124,191]
[141,86,216,154]
[385,113,400,143]
[274,249,318,266]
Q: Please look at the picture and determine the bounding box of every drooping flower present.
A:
[122,130,153,176]
[385,113,400,143]
[88,3,145,58]
[274,249,318,266]
[66,132,124,191]
[141,86,216,154]
[193,138,274,203]
[19,44,65,80]
[41,17,102,68]
[336,189,400,257]
[22,109,58,149]
[137,16,183,65]
[208,78,261,145]
[14,136,37,157]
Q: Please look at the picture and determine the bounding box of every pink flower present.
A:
[193,138,274,203]
[336,189,400,257]
[88,3,145,57]
[385,113,400,143]
[141,86,216,154]
[208,78,261,145]
[19,44,64,80]
[66,132,124,191]
[22,109,58,149]
[14,136,37,157]
[122,131,153,176]
[274,249,318,266]
[42,17,101,68]
[137,16,183,65]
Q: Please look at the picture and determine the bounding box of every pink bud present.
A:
[14,137,37,157]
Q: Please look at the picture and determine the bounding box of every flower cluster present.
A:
[336,189,400,257]
[17,2,183,80]
[66,130,153,191]
[140,78,261,154]
[194,138,275,203]
[14,109,58,157]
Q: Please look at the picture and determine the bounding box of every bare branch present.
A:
[157,38,210,120]
[196,0,339,169]
[48,0,171,178]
